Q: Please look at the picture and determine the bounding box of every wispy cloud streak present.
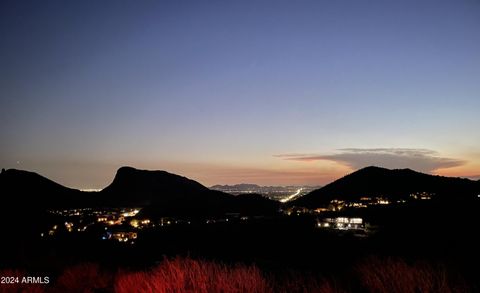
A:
[276,148,466,173]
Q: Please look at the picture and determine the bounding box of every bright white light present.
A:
[280,188,303,203]
[350,218,363,224]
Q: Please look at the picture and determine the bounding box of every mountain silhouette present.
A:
[100,167,278,217]
[0,168,84,208]
[0,169,90,239]
[100,166,210,206]
[291,166,479,208]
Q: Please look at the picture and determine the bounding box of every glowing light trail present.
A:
[280,188,302,203]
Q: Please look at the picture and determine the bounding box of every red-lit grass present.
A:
[114,257,346,293]
[115,257,271,293]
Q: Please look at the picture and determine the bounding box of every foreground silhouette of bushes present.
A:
[0,256,471,292]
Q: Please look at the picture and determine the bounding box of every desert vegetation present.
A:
[0,256,472,293]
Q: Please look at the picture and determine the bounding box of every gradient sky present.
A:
[1,0,479,188]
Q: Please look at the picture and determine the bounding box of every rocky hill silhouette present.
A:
[0,168,84,208]
[100,166,210,206]
[292,166,479,208]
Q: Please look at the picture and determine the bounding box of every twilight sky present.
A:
[1,0,479,188]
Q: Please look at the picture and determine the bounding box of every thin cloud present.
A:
[277,148,466,173]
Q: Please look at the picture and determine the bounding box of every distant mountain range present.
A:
[292,166,480,208]
[211,184,320,190]
[211,183,262,190]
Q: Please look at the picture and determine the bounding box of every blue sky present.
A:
[1,0,479,188]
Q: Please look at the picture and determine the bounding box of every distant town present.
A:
[210,184,321,202]
[41,189,435,244]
